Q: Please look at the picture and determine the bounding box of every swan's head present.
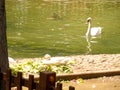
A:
[87,17,92,23]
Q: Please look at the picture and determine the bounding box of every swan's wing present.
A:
[90,27,102,36]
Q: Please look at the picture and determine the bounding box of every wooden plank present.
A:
[56,83,62,90]
[56,70,120,80]
[28,75,34,90]
[69,86,75,90]
[17,72,22,90]
[0,0,9,89]
[40,71,56,90]
[6,69,11,90]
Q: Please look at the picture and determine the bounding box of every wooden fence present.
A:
[0,68,75,90]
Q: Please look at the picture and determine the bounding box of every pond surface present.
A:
[6,0,120,58]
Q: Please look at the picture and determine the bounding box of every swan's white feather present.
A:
[90,27,102,37]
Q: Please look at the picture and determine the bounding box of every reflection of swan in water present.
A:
[86,17,102,42]
[86,40,92,54]
[85,17,102,53]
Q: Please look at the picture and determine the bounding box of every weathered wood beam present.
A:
[0,0,9,90]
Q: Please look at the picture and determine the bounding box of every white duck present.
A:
[86,17,102,38]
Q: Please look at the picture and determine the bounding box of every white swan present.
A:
[86,17,102,38]
[85,17,102,53]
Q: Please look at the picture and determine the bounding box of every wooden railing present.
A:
[0,68,75,90]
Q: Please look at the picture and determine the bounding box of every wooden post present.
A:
[28,75,34,90]
[6,69,12,90]
[40,71,56,90]
[17,72,22,90]
[0,0,9,90]
[69,86,75,90]
[56,83,62,90]
[0,68,2,80]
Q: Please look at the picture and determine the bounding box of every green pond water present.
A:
[6,0,120,58]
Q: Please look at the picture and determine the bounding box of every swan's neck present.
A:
[86,22,91,36]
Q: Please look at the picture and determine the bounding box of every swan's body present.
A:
[86,17,102,38]
[89,27,102,37]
